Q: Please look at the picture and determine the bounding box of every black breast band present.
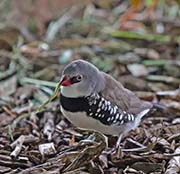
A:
[60,94,89,112]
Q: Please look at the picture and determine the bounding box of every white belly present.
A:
[61,107,123,136]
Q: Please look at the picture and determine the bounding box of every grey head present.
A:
[60,60,105,98]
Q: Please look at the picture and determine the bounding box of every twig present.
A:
[20,77,58,88]
[10,136,25,158]
[126,138,146,148]
[11,134,39,148]
[10,134,39,158]
[37,82,61,112]
[167,132,180,142]
[0,154,31,168]
[2,106,17,118]
[45,6,80,42]
[39,142,56,156]
[111,30,171,42]
[6,112,33,132]
[137,16,180,27]
[165,147,180,174]
[43,112,55,141]
[0,159,31,169]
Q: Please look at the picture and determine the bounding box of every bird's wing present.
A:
[100,72,152,115]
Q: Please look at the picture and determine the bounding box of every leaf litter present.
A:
[0,0,180,173]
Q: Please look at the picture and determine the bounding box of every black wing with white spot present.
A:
[86,93,135,126]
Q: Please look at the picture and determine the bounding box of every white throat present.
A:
[61,85,90,98]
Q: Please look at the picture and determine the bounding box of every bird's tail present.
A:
[152,103,167,111]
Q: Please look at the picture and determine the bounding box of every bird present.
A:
[59,59,153,147]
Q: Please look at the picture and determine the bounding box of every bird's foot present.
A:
[109,134,123,158]
[116,134,122,149]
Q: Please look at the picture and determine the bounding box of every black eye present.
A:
[76,75,83,81]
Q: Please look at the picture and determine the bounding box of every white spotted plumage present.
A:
[97,108,101,113]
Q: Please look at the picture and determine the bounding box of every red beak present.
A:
[59,75,71,87]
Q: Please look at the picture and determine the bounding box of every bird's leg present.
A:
[116,134,123,149]
[107,134,123,156]
[110,134,123,157]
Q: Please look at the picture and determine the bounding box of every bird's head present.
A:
[60,60,105,98]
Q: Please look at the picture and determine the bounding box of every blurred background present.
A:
[0,0,180,173]
[0,0,180,104]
